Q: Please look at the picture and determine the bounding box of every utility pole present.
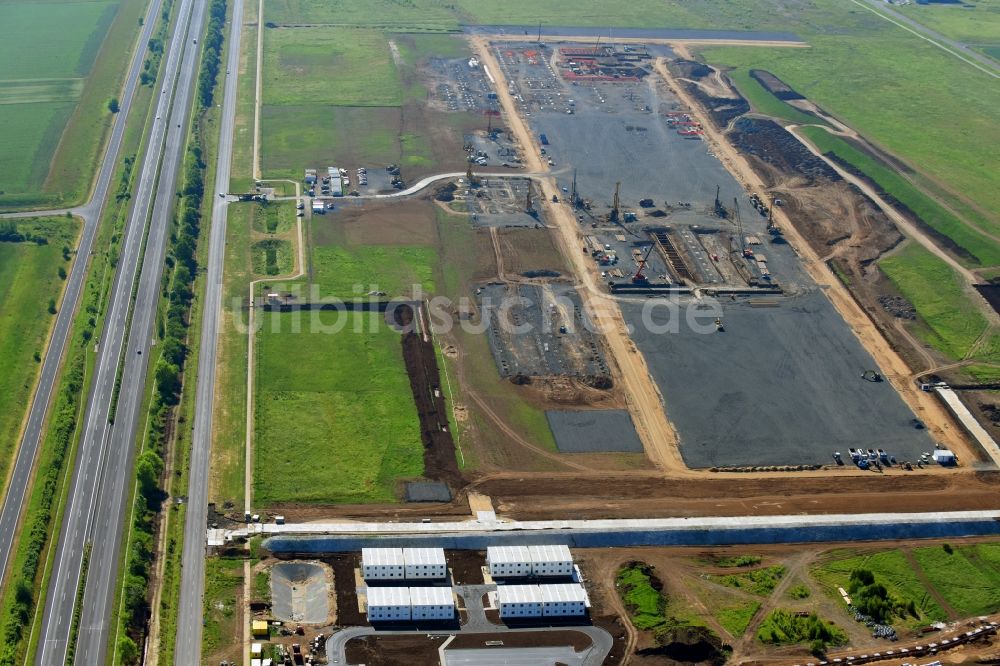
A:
[537,21,542,44]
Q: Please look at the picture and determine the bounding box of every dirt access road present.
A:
[652,53,973,461]
[471,36,686,475]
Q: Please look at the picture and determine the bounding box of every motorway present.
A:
[0,0,166,590]
[173,0,244,659]
[35,0,207,661]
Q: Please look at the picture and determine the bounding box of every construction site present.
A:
[480,39,953,469]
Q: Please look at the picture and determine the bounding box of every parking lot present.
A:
[424,56,499,115]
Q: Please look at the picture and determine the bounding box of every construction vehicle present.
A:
[715,317,724,332]
[733,198,753,258]
[632,244,654,284]
[713,184,727,218]
[861,369,883,382]
[609,181,621,223]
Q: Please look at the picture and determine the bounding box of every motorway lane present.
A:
[174,0,244,660]
[35,0,204,660]
[72,0,212,658]
[0,0,166,590]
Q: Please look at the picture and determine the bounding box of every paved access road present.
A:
[36,0,207,661]
[0,0,166,591]
[174,0,244,659]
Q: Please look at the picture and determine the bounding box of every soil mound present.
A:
[637,626,727,665]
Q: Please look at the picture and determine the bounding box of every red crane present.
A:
[632,244,655,284]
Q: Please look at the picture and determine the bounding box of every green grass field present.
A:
[261,105,403,178]
[880,244,1000,363]
[0,217,77,495]
[251,239,293,276]
[707,566,786,597]
[811,548,946,623]
[311,245,436,299]
[911,544,1000,617]
[251,201,295,235]
[616,564,669,630]
[715,601,761,637]
[202,559,242,662]
[253,309,424,504]
[0,0,142,208]
[718,68,819,126]
[208,204,252,510]
[264,0,460,30]
[263,27,401,106]
[757,609,847,647]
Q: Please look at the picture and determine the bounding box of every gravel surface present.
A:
[547,410,643,453]
[620,289,934,467]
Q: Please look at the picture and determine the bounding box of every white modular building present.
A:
[539,583,589,616]
[362,547,406,580]
[496,585,543,618]
[403,547,447,579]
[487,545,533,578]
[528,544,574,577]
[408,586,455,620]
[528,546,573,576]
[366,586,410,622]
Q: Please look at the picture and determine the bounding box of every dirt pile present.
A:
[878,295,916,320]
[635,626,728,666]
[749,69,804,100]
[671,59,713,79]
[670,60,748,128]
[730,118,839,182]
[395,304,464,490]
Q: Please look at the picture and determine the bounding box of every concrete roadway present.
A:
[35,0,207,660]
[173,0,244,660]
[0,0,166,591]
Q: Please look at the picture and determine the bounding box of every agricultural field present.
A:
[0,217,77,494]
[0,0,146,208]
[253,308,424,505]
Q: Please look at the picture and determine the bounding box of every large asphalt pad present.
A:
[621,290,934,467]
[546,410,644,453]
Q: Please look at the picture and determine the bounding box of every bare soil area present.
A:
[345,635,447,665]
[342,199,440,246]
